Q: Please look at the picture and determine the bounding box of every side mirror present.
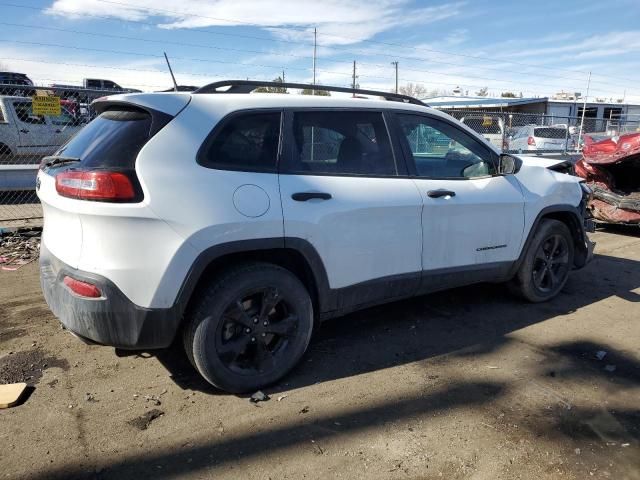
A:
[498,153,522,175]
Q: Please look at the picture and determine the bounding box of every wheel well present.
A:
[539,211,587,265]
[185,248,321,317]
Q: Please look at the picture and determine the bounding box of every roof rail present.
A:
[193,80,428,107]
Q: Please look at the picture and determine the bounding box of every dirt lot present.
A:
[1,228,639,480]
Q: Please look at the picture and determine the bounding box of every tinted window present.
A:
[398,114,495,179]
[103,81,119,90]
[534,127,566,138]
[56,108,152,168]
[286,110,396,176]
[199,112,281,171]
[14,102,46,125]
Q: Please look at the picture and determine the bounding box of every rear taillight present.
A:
[55,171,135,201]
[527,136,536,146]
[63,276,102,298]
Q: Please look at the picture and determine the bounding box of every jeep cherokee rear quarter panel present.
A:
[131,95,286,307]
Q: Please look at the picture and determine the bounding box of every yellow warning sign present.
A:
[482,116,493,127]
[32,96,61,116]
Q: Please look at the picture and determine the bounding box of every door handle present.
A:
[19,129,29,133]
[291,192,332,201]
[427,189,456,198]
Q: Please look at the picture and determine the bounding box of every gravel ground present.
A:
[0,228,639,480]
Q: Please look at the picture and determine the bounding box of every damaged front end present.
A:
[575,132,640,225]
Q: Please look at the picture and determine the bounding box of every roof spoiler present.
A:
[193,80,428,107]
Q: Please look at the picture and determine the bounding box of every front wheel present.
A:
[183,263,314,393]
[511,219,575,302]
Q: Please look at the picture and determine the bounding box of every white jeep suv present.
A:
[37,81,594,393]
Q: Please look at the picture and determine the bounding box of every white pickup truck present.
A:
[0,96,82,190]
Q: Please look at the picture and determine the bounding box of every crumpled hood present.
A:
[582,132,640,165]
[516,155,572,169]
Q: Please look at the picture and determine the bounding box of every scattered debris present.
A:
[487,366,500,369]
[299,406,310,414]
[595,350,607,361]
[276,394,288,402]
[144,394,162,406]
[0,229,41,271]
[0,382,28,408]
[311,441,324,455]
[0,349,68,385]
[85,392,97,402]
[250,390,270,403]
[127,409,164,430]
[574,448,581,455]
[604,365,617,372]
[621,443,630,447]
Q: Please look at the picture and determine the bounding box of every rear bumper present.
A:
[39,244,180,349]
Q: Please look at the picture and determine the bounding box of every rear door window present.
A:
[198,112,281,172]
[534,127,566,139]
[55,108,152,168]
[283,110,396,176]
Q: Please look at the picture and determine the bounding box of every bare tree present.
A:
[476,87,489,97]
[398,82,427,99]
[254,76,288,93]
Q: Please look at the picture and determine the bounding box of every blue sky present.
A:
[1,0,639,101]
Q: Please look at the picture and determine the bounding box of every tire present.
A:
[511,219,575,303]
[183,263,314,393]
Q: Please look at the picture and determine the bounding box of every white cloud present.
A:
[46,0,465,46]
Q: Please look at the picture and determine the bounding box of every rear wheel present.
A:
[511,219,574,302]
[183,263,313,393]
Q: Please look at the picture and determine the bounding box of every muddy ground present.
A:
[0,228,639,480]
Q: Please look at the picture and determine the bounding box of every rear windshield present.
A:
[462,117,502,134]
[534,127,567,139]
[56,109,152,168]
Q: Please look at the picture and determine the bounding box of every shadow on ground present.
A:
[152,252,640,395]
[25,248,640,479]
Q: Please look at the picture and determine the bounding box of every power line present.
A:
[1,44,632,99]
[1,2,636,90]
[90,0,640,84]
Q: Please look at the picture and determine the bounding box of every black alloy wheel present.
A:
[215,287,299,375]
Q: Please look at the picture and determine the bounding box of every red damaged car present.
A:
[575,132,640,224]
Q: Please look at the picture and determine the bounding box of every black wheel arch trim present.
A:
[173,237,333,319]
[509,203,592,278]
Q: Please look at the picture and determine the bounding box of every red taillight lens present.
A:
[55,171,135,201]
[527,136,536,146]
[63,276,102,298]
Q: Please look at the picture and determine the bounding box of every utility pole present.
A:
[312,27,317,95]
[352,60,357,97]
[391,61,398,94]
[577,71,591,151]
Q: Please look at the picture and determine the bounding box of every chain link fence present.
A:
[2,83,640,226]
[0,83,117,227]
[440,109,640,155]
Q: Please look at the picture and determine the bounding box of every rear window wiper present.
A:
[42,156,81,168]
